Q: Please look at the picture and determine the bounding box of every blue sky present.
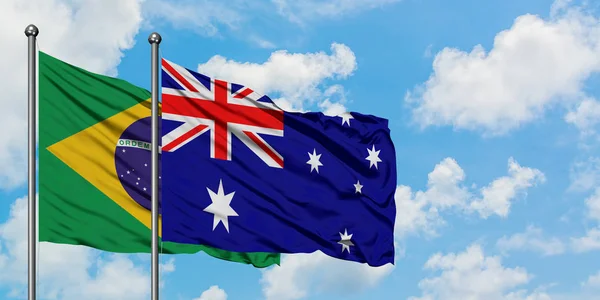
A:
[1,0,600,299]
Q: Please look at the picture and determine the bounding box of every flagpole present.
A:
[25,24,39,300]
[148,32,162,300]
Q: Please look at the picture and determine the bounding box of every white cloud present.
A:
[409,244,549,300]
[571,188,600,253]
[405,2,600,135]
[394,158,469,238]
[0,0,146,189]
[272,98,306,113]
[160,257,176,273]
[496,225,566,256]
[484,187,600,257]
[394,185,444,239]
[423,44,434,58]
[504,289,553,300]
[194,285,228,300]
[0,196,175,299]
[571,228,600,253]
[259,251,394,300]
[468,158,546,218]
[143,0,394,46]
[569,157,600,192]
[582,270,600,289]
[565,97,600,137]
[143,0,242,37]
[395,157,545,238]
[585,188,600,221]
[248,35,277,49]
[318,99,347,116]
[197,43,357,111]
[317,85,349,116]
[272,0,400,25]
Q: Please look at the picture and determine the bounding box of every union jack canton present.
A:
[161,58,284,168]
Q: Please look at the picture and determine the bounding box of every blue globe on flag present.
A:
[114,116,162,213]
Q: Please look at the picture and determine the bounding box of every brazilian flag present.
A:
[38,51,279,267]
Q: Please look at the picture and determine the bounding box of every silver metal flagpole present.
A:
[25,24,39,300]
[148,31,162,300]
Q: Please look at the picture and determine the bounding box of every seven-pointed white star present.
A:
[203,179,238,233]
[339,112,353,126]
[366,145,382,169]
[354,180,363,193]
[338,229,354,253]
[306,149,323,173]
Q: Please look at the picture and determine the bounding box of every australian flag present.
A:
[160,58,397,267]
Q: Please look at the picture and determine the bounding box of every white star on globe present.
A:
[203,179,238,233]
[306,148,323,173]
[354,180,363,193]
[366,145,382,169]
[338,229,354,253]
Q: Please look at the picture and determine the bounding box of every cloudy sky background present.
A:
[1,0,600,299]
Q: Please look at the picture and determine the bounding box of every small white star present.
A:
[339,112,353,126]
[366,145,382,169]
[137,177,140,181]
[338,229,354,253]
[143,187,147,191]
[120,174,123,177]
[159,176,161,179]
[203,179,239,233]
[122,149,126,153]
[127,170,130,174]
[354,180,363,193]
[136,182,139,185]
[306,149,323,173]
[144,163,148,167]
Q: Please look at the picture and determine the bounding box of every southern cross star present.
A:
[306,148,323,173]
[338,229,354,253]
[354,180,363,193]
[339,112,353,126]
[203,179,238,233]
[366,145,382,169]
